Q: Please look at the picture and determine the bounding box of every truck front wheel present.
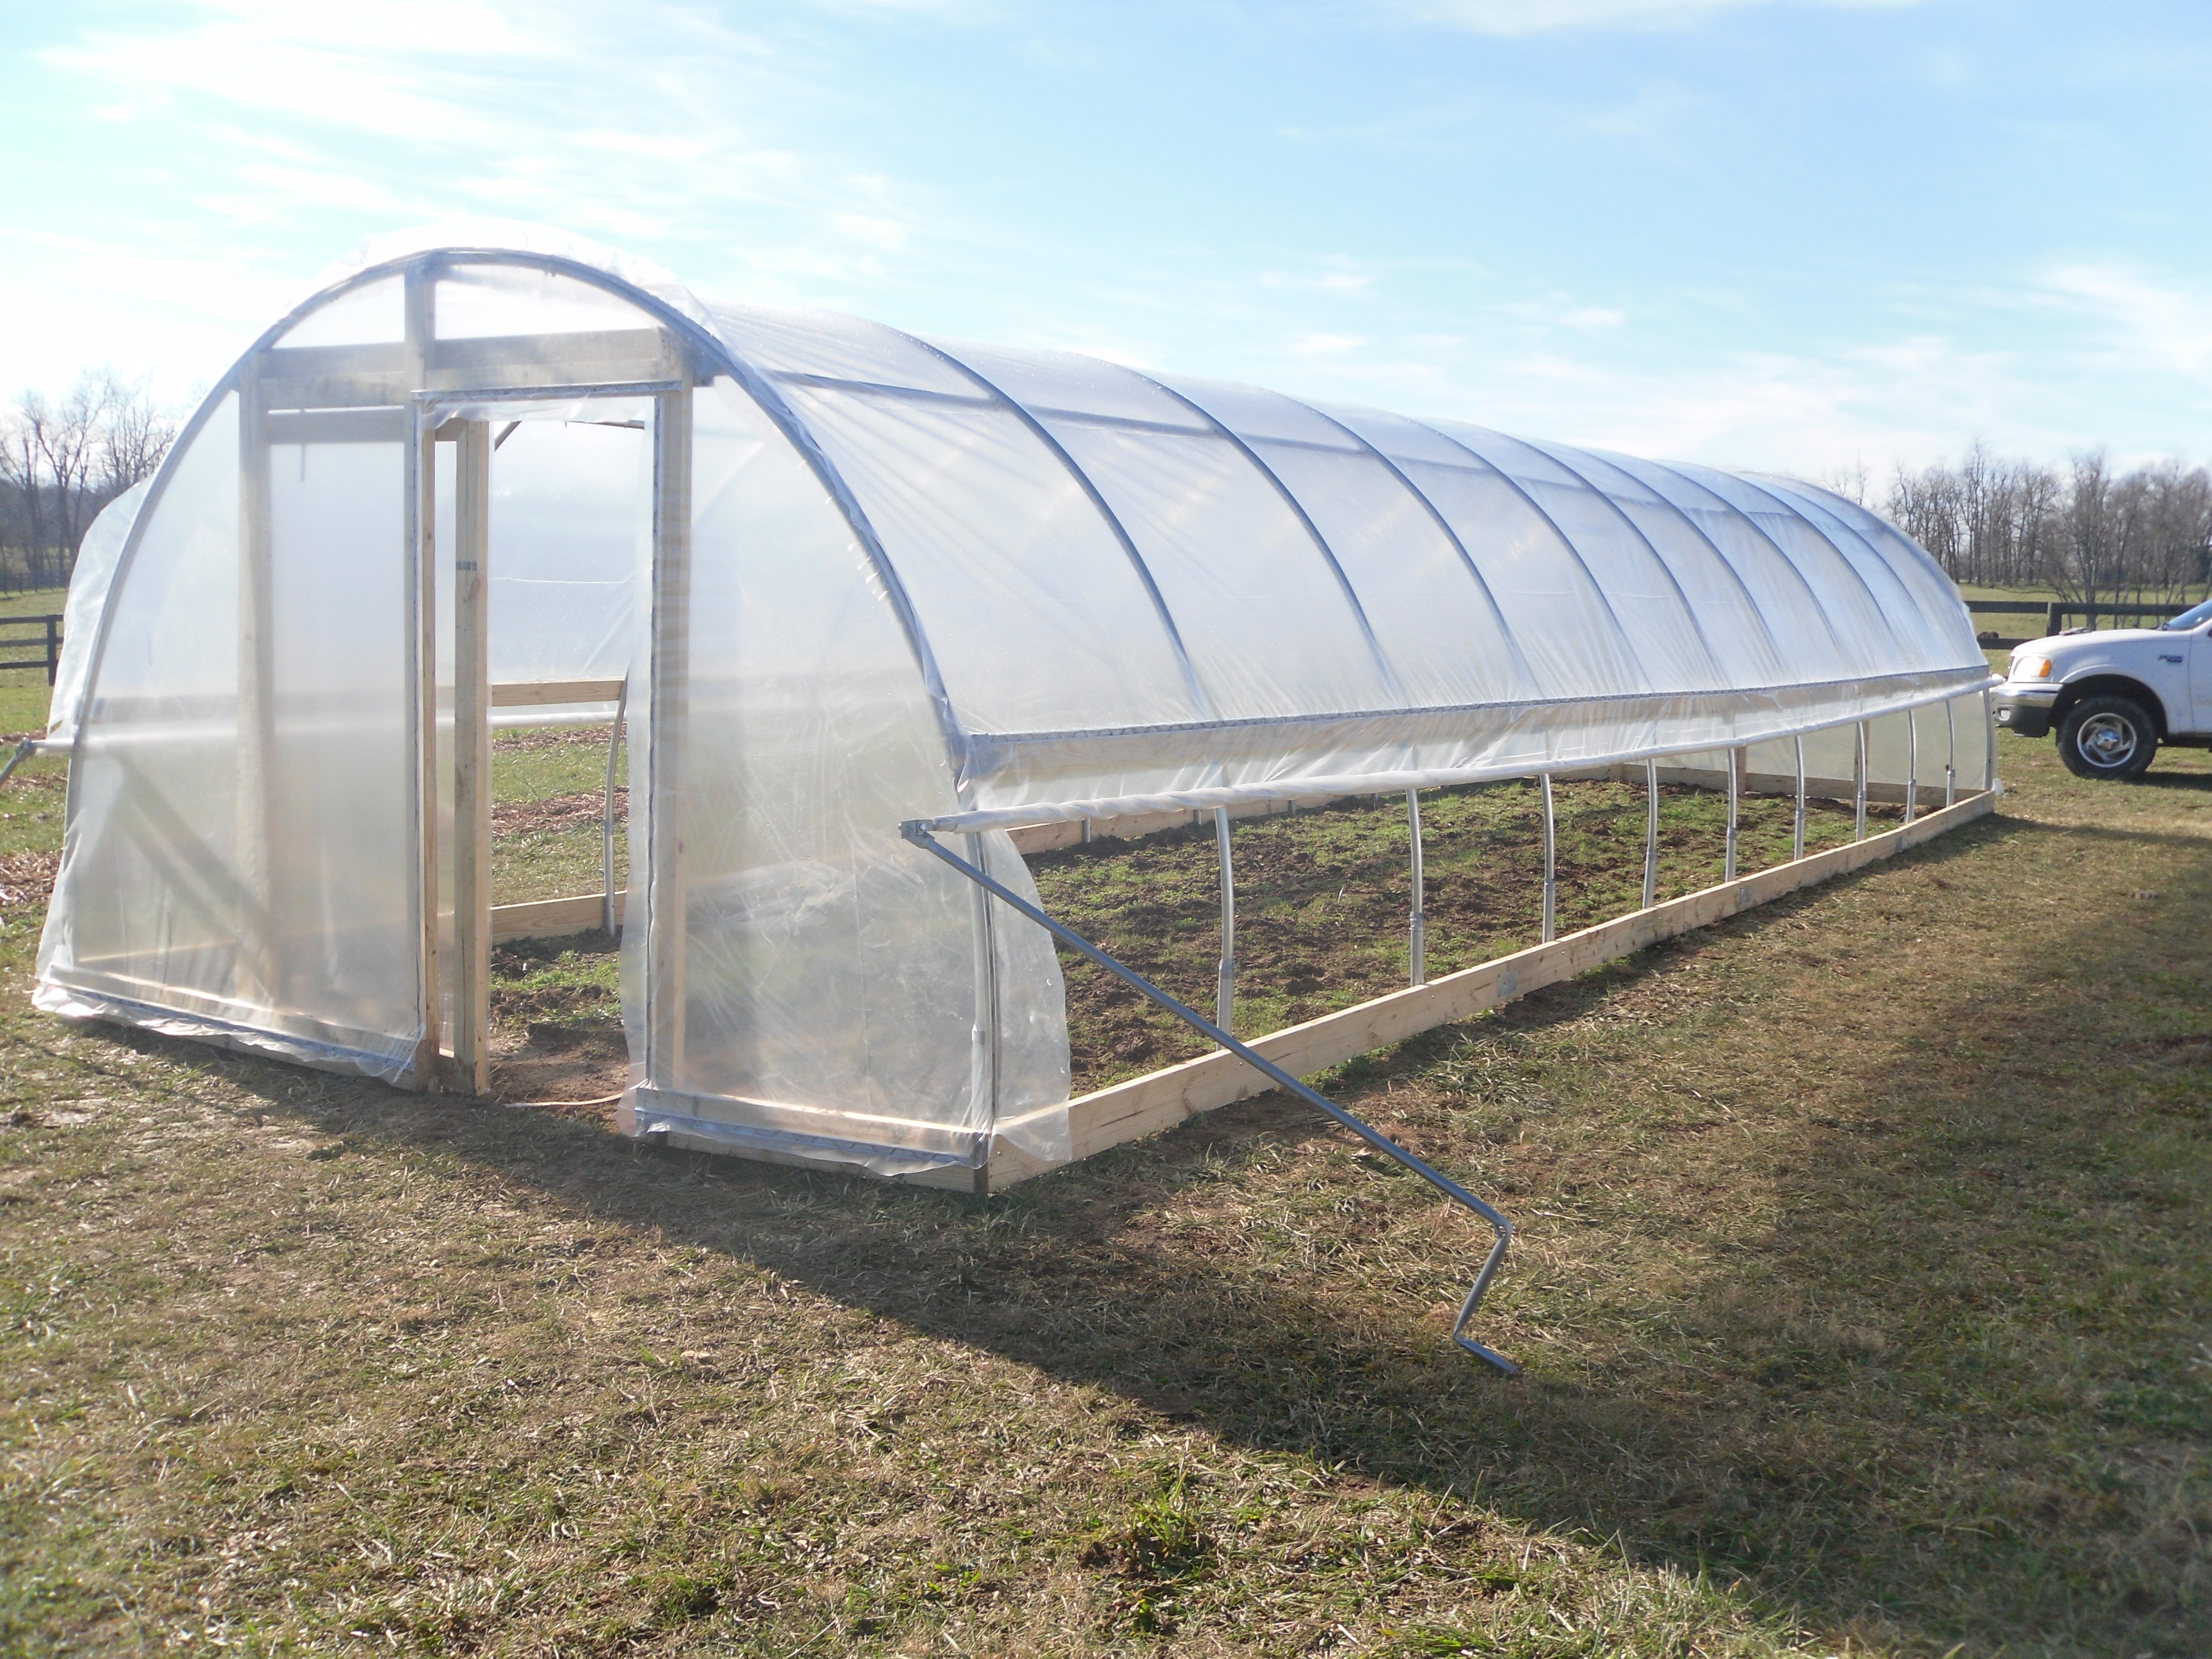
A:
[2057,694,2158,780]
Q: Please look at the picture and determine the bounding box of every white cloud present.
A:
[1381,0,1926,35]
[2040,263,2212,381]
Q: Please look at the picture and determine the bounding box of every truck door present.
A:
[2190,622,2212,737]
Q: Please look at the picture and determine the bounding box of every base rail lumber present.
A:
[491,889,625,942]
[1041,787,1995,1171]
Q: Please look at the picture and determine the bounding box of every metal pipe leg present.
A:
[1540,774,1557,943]
[603,679,628,937]
[1406,789,1426,987]
[1642,760,1659,909]
[1214,807,1235,1034]
[1854,721,1869,842]
[1905,711,1918,825]
[1944,698,1957,808]
[1792,735,1807,861]
[1724,748,1740,882]
[901,820,1519,1375]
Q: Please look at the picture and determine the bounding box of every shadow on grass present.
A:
[2127,767,2212,794]
[103,806,2210,1655]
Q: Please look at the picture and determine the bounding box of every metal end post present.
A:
[1944,698,1957,808]
[1724,749,1740,883]
[902,819,1519,1374]
[1904,712,1918,826]
[1854,722,1869,843]
[1791,735,1807,862]
[1642,759,1659,909]
[1214,807,1235,1034]
[1539,774,1557,944]
[1406,789,1426,987]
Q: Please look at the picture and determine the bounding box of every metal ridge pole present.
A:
[901,820,1519,1375]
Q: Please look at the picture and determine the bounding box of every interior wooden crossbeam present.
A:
[489,679,624,708]
[255,329,688,410]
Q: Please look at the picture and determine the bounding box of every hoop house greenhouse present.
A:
[30,228,1998,1221]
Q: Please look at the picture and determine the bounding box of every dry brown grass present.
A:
[1,688,2206,1656]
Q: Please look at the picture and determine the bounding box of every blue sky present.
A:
[3,0,2208,478]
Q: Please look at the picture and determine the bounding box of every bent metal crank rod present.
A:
[901,820,1519,1375]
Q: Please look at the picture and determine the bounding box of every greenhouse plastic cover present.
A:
[33,225,1996,1182]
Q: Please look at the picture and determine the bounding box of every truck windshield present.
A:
[2159,599,2212,631]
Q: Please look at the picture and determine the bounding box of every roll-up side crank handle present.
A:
[900,820,1518,1375]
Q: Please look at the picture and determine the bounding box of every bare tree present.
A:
[92,369,175,499]
[1820,456,1870,508]
[2054,451,2121,624]
[0,409,41,561]
[33,373,116,560]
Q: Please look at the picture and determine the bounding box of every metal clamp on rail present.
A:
[900,818,1519,1374]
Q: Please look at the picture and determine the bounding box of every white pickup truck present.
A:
[1993,597,2212,778]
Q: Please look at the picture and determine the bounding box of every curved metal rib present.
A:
[1133,374,1402,704]
[1697,467,1908,646]
[901,819,1518,1374]
[1534,439,1792,662]
[1611,452,1853,663]
[1408,418,1642,677]
[904,337,1215,721]
[1298,402,1539,689]
[1521,439,1743,682]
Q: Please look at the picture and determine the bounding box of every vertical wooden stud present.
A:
[235,353,278,1011]
[403,266,441,1088]
[646,382,693,1088]
[451,419,492,1095]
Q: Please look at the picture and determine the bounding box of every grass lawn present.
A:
[0,663,2206,1655]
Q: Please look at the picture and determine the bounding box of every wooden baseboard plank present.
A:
[490,889,625,942]
[1016,789,1994,1178]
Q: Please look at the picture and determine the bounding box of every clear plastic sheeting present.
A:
[46,480,149,746]
[36,225,1994,1187]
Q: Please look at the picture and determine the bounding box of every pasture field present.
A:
[0,662,2206,1656]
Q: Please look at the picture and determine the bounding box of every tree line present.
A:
[1837,444,2212,619]
[0,370,178,594]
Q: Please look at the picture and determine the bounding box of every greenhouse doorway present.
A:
[423,383,682,1096]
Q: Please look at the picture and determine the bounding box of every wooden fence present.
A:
[0,615,64,684]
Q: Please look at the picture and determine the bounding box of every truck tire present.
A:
[2057,694,2158,780]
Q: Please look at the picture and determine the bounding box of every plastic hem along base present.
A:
[32,979,420,1087]
[622,1086,987,1184]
